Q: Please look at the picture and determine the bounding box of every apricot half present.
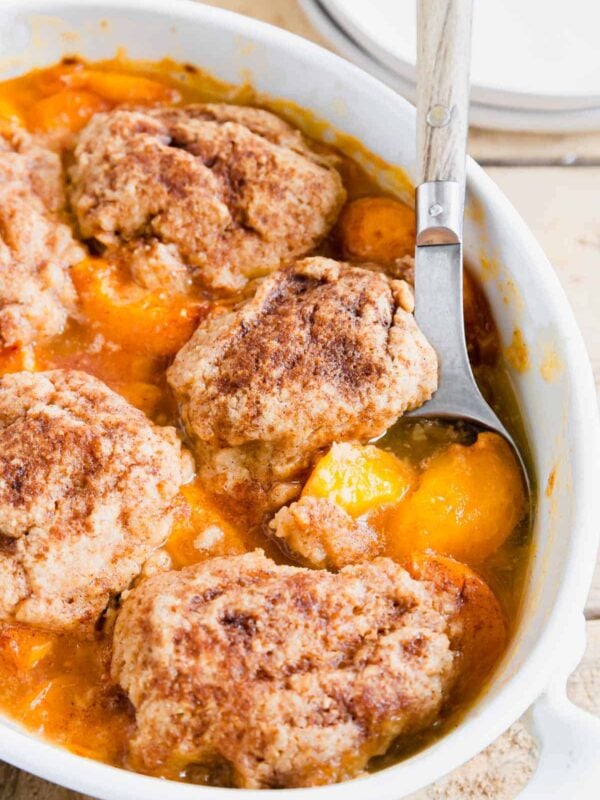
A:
[336,196,415,265]
[167,480,246,568]
[69,70,181,105]
[0,97,23,126]
[0,346,36,377]
[28,89,109,133]
[302,442,415,518]
[71,257,205,357]
[405,552,507,695]
[113,381,163,418]
[385,432,526,563]
[0,625,54,672]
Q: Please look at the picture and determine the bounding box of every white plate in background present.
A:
[319,0,600,111]
[301,0,600,132]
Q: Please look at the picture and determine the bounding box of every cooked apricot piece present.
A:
[405,552,507,694]
[33,62,85,95]
[4,632,131,762]
[21,677,76,730]
[0,626,54,671]
[336,196,415,264]
[35,327,160,388]
[63,721,130,763]
[167,480,246,568]
[71,257,205,356]
[0,346,36,377]
[27,89,109,133]
[70,70,180,105]
[385,432,526,563]
[113,381,163,417]
[22,672,124,763]
[302,442,415,518]
[0,97,23,125]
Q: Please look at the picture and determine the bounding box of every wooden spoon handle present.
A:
[416,0,473,191]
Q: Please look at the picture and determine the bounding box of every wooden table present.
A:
[3,2,600,798]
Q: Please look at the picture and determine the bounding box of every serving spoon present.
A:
[409,0,528,481]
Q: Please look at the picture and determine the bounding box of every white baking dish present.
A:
[0,2,599,798]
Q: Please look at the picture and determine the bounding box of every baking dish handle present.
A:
[518,686,600,799]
